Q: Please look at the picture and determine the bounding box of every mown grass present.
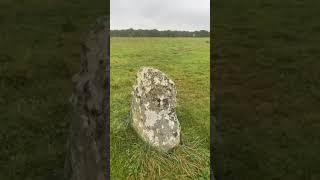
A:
[0,0,106,179]
[213,0,320,179]
[110,37,210,179]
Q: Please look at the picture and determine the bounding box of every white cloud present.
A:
[111,0,210,31]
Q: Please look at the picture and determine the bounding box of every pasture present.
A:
[213,0,320,179]
[0,0,106,179]
[110,37,210,179]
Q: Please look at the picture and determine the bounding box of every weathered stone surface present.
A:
[131,67,181,152]
[64,16,109,180]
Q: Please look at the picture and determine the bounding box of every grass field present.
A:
[0,1,106,179]
[110,37,210,179]
[213,0,320,179]
[2,0,319,179]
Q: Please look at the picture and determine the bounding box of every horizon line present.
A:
[110,28,210,32]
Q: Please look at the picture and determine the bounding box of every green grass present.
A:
[110,37,210,179]
[213,0,320,179]
[0,0,106,179]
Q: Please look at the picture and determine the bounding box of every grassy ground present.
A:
[110,37,210,179]
[213,0,320,179]
[0,0,105,179]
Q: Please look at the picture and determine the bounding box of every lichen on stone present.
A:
[65,16,108,180]
[131,67,181,152]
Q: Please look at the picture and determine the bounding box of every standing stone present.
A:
[64,16,109,180]
[131,67,181,152]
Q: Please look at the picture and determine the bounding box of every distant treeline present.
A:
[111,29,210,37]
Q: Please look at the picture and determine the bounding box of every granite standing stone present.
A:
[131,67,181,152]
[64,16,109,180]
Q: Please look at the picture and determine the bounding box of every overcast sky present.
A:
[111,0,210,31]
